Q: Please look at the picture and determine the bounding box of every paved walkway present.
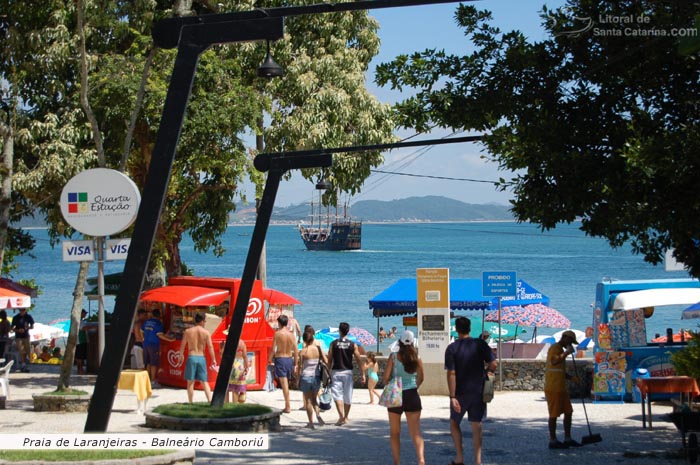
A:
[0,364,690,465]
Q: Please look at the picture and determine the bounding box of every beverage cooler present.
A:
[139,276,278,391]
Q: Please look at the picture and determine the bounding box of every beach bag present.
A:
[378,355,403,408]
[315,346,332,388]
[482,372,495,403]
[319,387,332,411]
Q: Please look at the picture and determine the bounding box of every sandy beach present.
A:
[0,363,689,465]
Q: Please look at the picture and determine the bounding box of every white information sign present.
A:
[416,268,451,364]
[106,238,131,261]
[62,240,95,262]
[59,168,141,236]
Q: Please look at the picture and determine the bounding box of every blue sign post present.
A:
[482,271,517,390]
[482,271,517,297]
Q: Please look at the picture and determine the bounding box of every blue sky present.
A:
[254,0,566,207]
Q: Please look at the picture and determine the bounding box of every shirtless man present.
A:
[269,314,298,413]
[178,313,218,403]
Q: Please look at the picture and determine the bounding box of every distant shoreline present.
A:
[228,219,519,227]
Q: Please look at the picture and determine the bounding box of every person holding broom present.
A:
[544,330,583,449]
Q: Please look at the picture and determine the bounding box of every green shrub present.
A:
[671,329,700,379]
[153,402,271,419]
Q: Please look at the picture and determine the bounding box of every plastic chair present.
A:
[0,360,14,398]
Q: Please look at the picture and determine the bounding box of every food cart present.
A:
[592,278,700,401]
[139,276,298,391]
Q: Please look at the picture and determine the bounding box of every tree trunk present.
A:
[255,116,267,287]
[57,260,90,391]
[0,122,13,270]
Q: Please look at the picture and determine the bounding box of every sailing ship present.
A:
[298,188,362,251]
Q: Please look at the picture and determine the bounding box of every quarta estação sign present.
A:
[60,168,141,236]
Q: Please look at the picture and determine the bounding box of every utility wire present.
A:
[370,169,498,185]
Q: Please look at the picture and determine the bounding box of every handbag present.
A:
[378,355,403,408]
[319,387,332,411]
[482,372,495,403]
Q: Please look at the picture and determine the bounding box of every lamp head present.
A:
[315,178,333,190]
[257,41,284,78]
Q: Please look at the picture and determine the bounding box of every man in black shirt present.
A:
[327,322,365,426]
[10,308,34,372]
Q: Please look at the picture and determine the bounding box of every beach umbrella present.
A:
[348,327,377,347]
[26,322,67,343]
[50,319,71,334]
[485,304,571,329]
[0,288,31,309]
[316,327,361,345]
[681,302,700,320]
[577,337,596,350]
[535,335,556,344]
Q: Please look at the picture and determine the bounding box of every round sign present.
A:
[60,168,141,236]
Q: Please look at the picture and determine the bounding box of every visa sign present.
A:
[106,238,131,261]
[62,240,95,262]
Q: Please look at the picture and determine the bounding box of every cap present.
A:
[561,330,579,344]
[399,330,415,346]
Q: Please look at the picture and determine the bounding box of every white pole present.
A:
[498,296,502,390]
[96,236,105,361]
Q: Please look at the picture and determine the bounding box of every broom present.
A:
[570,349,603,445]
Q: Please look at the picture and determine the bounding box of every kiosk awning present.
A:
[612,288,700,310]
[139,285,229,307]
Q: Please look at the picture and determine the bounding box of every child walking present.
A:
[364,352,381,404]
[222,339,249,403]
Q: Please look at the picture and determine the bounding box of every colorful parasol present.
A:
[348,327,377,347]
[485,304,571,329]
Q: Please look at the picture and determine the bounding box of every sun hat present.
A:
[561,330,579,344]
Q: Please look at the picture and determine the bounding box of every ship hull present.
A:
[299,221,362,251]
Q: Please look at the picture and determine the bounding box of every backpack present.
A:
[315,345,332,388]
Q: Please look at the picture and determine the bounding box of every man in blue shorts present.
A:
[268,315,298,413]
[179,312,217,402]
[445,317,498,465]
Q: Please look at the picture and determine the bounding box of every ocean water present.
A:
[13,222,696,345]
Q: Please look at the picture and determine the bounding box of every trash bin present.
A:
[632,367,650,403]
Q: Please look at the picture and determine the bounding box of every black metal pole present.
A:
[84,41,206,432]
[211,169,283,407]
[84,17,284,433]
[212,151,332,407]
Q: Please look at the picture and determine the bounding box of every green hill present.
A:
[228,195,513,223]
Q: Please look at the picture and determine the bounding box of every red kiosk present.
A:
[138,276,298,390]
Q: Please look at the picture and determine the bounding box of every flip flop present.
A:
[449,461,465,465]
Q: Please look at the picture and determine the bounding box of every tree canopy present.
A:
[375,1,700,275]
[1,0,394,279]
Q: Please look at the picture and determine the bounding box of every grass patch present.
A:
[41,388,89,396]
[0,450,173,462]
[153,402,271,419]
